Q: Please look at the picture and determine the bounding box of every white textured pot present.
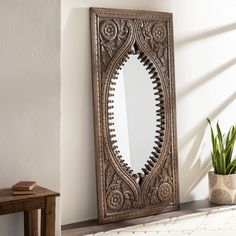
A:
[208,171,236,204]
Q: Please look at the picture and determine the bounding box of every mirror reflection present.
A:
[111,55,156,174]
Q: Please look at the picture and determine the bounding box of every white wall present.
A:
[61,0,236,225]
[0,1,61,235]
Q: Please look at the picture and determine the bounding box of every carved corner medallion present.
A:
[90,7,179,224]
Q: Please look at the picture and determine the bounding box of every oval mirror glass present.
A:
[111,54,157,174]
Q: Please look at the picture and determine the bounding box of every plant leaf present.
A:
[215,150,222,174]
[226,159,236,174]
[208,119,217,156]
[207,119,236,175]
[216,122,224,153]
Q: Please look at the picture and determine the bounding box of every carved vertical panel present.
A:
[90,8,179,224]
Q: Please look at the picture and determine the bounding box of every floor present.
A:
[62,200,236,236]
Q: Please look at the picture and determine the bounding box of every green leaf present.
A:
[226,159,236,174]
[221,151,226,174]
[225,127,231,149]
[207,119,217,156]
[225,146,233,168]
[228,128,236,146]
[215,150,222,174]
[216,123,224,152]
[211,152,216,172]
[207,119,236,175]
[229,165,236,174]
[216,122,223,143]
[226,127,236,168]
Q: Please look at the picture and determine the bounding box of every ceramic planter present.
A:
[208,171,236,204]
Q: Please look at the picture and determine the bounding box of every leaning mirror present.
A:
[90,8,179,224]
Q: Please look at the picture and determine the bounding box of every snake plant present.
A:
[207,119,236,175]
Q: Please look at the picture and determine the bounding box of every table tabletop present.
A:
[0,186,60,205]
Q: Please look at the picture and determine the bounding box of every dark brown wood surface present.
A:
[41,196,56,236]
[0,186,59,205]
[90,7,179,224]
[0,186,59,236]
[24,210,38,236]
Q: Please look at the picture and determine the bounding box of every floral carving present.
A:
[152,23,166,42]
[105,159,136,212]
[107,190,124,210]
[138,21,168,73]
[91,8,179,223]
[146,152,173,205]
[147,186,159,205]
[101,20,118,41]
[158,182,173,202]
[123,190,135,209]
[99,19,130,70]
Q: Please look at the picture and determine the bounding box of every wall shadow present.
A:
[175,23,236,201]
[179,91,236,201]
[175,23,236,48]
[177,57,236,100]
[180,133,212,201]
[179,91,236,149]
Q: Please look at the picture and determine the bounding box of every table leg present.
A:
[24,210,38,236]
[41,196,56,236]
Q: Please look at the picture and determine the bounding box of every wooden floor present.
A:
[61,199,224,236]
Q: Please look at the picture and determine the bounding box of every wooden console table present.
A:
[0,186,60,236]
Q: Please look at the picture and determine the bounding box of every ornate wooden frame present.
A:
[90,7,179,224]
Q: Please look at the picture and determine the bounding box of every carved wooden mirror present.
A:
[90,8,179,224]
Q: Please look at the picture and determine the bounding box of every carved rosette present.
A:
[90,8,179,223]
[137,21,168,76]
[152,23,166,42]
[100,20,118,41]
[145,152,174,206]
[107,190,124,210]
[158,183,173,202]
[99,19,130,73]
[104,158,137,213]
